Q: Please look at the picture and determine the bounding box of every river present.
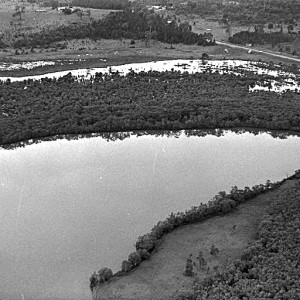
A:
[1,130,300,300]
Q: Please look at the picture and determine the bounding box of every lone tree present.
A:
[210,244,219,256]
[184,258,194,276]
[13,6,25,20]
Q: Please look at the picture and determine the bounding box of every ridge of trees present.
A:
[1,69,300,146]
[11,8,215,49]
[172,0,300,25]
[71,0,131,10]
[229,30,296,47]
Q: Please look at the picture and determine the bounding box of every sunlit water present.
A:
[0,60,299,92]
[1,130,300,300]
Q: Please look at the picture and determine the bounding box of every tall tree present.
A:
[12,6,25,20]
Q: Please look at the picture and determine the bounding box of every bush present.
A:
[220,199,237,213]
[98,267,113,281]
[121,260,134,273]
[138,249,151,260]
[128,251,142,267]
[136,233,157,252]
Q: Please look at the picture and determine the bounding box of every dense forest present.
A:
[173,0,300,25]
[229,31,296,47]
[193,185,300,299]
[11,8,213,49]
[1,70,300,146]
[72,0,131,10]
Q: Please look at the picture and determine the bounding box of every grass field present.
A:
[0,0,115,37]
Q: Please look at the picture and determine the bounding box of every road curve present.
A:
[216,41,300,63]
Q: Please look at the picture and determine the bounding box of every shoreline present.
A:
[2,127,300,150]
[91,174,300,299]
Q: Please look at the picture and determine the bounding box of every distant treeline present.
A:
[229,31,296,46]
[72,0,131,10]
[1,70,300,145]
[173,0,300,25]
[12,9,214,49]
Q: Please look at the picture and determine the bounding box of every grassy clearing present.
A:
[0,0,114,31]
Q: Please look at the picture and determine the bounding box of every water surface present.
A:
[1,130,300,300]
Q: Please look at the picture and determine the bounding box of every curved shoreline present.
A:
[2,127,300,150]
[91,174,300,299]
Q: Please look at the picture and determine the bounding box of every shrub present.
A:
[220,199,237,213]
[210,244,219,256]
[128,251,142,267]
[138,249,151,260]
[121,260,133,273]
[98,267,113,281]
[136,233,157,252]
[184,259,194,276]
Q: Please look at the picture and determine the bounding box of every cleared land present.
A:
[94,179,299,300]
[0,0,113,31]
[0,1,299,72]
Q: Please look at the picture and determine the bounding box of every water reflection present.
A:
[1,128,298,150]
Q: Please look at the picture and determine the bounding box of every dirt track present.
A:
[216,41,300,63]
[94,179,299,300]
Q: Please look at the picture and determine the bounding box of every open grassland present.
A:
[0,0,114,31]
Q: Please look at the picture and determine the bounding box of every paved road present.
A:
[216,41,300,63]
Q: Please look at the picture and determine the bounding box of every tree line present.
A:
[173,0,300,25]
[229,30,296,47]
[10,8,214,49]
[72,0,131,10]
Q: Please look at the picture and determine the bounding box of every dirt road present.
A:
[216,41,300,63]
[93,179,299,300]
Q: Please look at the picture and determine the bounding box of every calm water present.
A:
[1,130,300,300]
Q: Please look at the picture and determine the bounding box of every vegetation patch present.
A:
[72,0,131,10]
[89,174,292,291]
[171,0,300,25]
[229,31,296,47]
[193,176,300,299]
[6,8,215,49]
[1,67,300,146]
